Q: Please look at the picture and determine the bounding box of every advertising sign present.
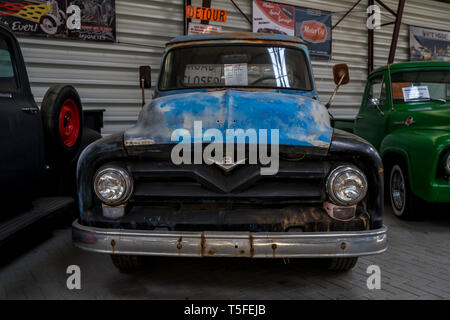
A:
[252,0,331,60]
[252,0,295,36]
[0,0,116,42]
[295,7,331,60]
[409,25,450,61]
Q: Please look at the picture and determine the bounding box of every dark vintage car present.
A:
[73,33,388,273]
[0,25,102,242]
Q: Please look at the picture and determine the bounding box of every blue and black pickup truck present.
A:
[0,25,103,243]
[72,33,388,273]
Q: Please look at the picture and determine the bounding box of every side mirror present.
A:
[139,66,151,106]
[326,64,350,109]
[368,97,385,116]
[139,66,152,89]
[368,97,380,107]
[332,64,350,85]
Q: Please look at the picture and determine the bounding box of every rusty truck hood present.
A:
[124,89,332,153]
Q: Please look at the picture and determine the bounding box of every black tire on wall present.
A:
[41,85,83,167]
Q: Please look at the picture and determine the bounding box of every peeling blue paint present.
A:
[124,89,332,149]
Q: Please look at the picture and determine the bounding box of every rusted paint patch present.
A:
[271,243,277,258]
[177,236,182,252]
[111,239,116,254]
[249,233,254,258]
[200,232,206,257]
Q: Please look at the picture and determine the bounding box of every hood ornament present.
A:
[208,155,247,173]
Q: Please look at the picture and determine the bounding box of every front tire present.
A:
[389,164,421,219]
[328,257,358,272]
[111,255,144,273]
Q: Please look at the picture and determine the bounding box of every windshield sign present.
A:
[159,45,313,91]
[391,70,450,104]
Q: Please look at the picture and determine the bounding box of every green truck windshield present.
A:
[391,69,450,104]
[159,45,313,91]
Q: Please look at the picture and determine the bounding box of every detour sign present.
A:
[186,5,227,23]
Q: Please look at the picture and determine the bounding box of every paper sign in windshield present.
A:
[184,64,223,86]
[224,64,248,86]
[402,86,430,101]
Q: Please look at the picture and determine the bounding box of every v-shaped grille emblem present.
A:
[209,156,247,173]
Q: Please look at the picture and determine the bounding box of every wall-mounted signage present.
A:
[252,0,332,60]
[409,25,450,61]
[188,22,222,35]
[186,5,227,23]
[252,0,294,36]
[295,7,331,60]
[0,0,116,42]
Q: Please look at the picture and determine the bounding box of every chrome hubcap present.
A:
[391,169,405,210]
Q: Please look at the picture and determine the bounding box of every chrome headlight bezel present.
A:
[93,166,133,206]
[444,152,450,176]
[326,165,368,206]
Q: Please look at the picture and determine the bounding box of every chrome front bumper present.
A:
[72,220,388,258]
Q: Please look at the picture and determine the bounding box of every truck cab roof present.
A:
[167,32,308,47]
[372,61,450,74]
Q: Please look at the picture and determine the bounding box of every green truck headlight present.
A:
[444,152,450,176]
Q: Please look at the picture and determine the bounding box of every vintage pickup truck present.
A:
[73,33,388,273]
[333,61,450,219]
[0,24,102,243]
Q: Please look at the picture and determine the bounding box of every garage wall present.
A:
[17,0,450,134]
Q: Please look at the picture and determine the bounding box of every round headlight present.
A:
[326,165,368,206]
[444,152,450,175]
[93,167,133,205]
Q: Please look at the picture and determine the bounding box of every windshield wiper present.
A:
[428,98,447,103]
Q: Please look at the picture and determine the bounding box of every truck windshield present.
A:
[391,70,450,104]
[159,45,313,91]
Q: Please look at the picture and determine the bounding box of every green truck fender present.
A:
[380,129,450,202]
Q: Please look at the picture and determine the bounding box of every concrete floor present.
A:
[1,205,450,300]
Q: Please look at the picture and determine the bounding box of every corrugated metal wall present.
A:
[17,0,450,134]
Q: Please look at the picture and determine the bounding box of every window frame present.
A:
[157,43,314,92]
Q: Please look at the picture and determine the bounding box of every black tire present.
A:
[328,257,358,272]
[111,255,145,273]
[389,163,422,220]
[41,85,83,167]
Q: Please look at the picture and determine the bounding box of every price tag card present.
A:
[402,86,430,101]
[224,64,248,86]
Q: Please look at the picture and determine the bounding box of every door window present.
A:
[0,38,17,91]
[367,75,386,107]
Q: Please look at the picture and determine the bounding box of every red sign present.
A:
[301,21,327,43]
[254,0,294,29]
[186,5,227,23]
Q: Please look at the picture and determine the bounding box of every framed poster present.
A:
[409,25,450,61]
[295,7,331,60]
[0,0,116,42]
[252,0,332,60]
[252,0,295,36]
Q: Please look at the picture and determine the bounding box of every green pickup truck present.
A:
[333,61,450,219]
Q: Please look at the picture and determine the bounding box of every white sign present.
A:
[402,86,430,101]
[184,64,223,86]
[224,64,248,86]
[188,23,222,35]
